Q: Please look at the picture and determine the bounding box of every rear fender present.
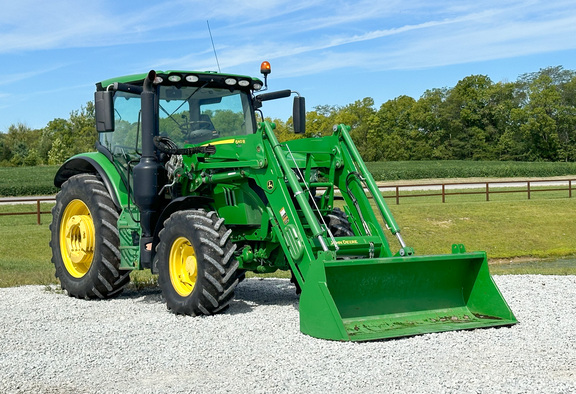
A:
[54,152,129,210]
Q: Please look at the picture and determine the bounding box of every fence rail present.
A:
[378,179,575,204]
[1,178,575,224]
[0,197,55,225]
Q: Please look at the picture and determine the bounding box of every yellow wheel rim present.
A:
[169,237,198,297]
[59,199,95,278]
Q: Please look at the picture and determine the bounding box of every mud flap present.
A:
[299,251,517,341]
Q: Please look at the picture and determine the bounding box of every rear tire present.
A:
[49,174,130,299]
[290,208,354,295]
[157,209,239,315]
[324,208,354,237]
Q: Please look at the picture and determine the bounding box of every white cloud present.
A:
[1,0,575,76]
[0,65,67,86]
[210,0,576,75]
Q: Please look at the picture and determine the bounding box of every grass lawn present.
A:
[0,210,55,287]
[1,191,576,288]
[0,165,59,196]
[386,197,576,258]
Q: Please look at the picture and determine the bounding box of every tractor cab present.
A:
[94,64,305,170]
[96,71,261,168]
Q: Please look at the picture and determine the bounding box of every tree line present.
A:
[0,102,96,166]
[1,66,575,166]
[274,66,576,162]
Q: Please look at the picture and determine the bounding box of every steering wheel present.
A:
[187,120,214,130]
[186,122,219,144]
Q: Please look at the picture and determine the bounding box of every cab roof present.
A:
[96,70,263,92]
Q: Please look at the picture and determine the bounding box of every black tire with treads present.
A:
[324,208,354,237]
[156,209,239,316]
[291,208,355,295]
[49,174,130,299]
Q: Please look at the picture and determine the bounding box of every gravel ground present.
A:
[1,275,575,393]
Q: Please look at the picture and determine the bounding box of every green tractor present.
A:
[50,63,516,341]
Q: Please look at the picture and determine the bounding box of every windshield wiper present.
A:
[158,80,212,129]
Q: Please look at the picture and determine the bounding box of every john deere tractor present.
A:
[50,63,516,341]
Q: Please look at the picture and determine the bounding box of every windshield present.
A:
[158,86,255,146]
[98,86,256,168]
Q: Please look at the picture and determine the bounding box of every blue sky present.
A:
[1,0,576,132]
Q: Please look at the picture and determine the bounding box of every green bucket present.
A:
[299,251,517,341]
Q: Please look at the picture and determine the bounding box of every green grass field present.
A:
[0,165,59,196]
[382,198,576,258]
[381,184,575,205]
[2,161,576,196]
[2,161,575,287]
[0,205,55,287]
[367,160,576,180]
[1,191,576,288]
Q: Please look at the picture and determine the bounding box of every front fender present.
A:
[54,152,130,210]
[149,195,214,274]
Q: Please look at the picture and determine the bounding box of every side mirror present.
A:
[254,89,292,109]
[293,96,306,134]
[95,90,115,132]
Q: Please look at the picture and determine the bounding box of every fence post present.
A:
[442,184,445,203]
[527,181,531,200]
[570,180,573,198]
[395,186,400,205]
[36,200,41,225]
[486,183,490,201]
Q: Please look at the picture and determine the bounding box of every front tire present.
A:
[49,174,130,299]
[157,210,239,315]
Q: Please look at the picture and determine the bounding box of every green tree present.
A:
[48,137,69,165]
[0,123,42,166]
[507,66,576,161]
[0,133,8,164]
[411,88,448,159]
[211,110,244,136]
[369,96,417,161]
[68,101,97,154]
[305,104,339,138]
[439,75,496,159]
[45,102,97,165]
[336,98,376,159]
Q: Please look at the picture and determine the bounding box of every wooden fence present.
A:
[379,179,575,204]
[0,197,54,225]
[1,178,575,224]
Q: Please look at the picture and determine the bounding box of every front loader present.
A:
[50,63,516,341]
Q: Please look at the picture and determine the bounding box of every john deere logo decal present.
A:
[267,180,274,190]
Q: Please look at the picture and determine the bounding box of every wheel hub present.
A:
[185,255,197,277]
[59,199,96,278]
[169,237,198,296]
[64,214,95,264]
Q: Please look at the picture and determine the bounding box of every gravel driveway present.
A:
[1,275,575,393]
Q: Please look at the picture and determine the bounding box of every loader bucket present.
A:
[299,251,516,341]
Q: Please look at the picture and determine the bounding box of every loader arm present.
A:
[156,118,517,341]
[240,122,517,341]
[253,123,408,282]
